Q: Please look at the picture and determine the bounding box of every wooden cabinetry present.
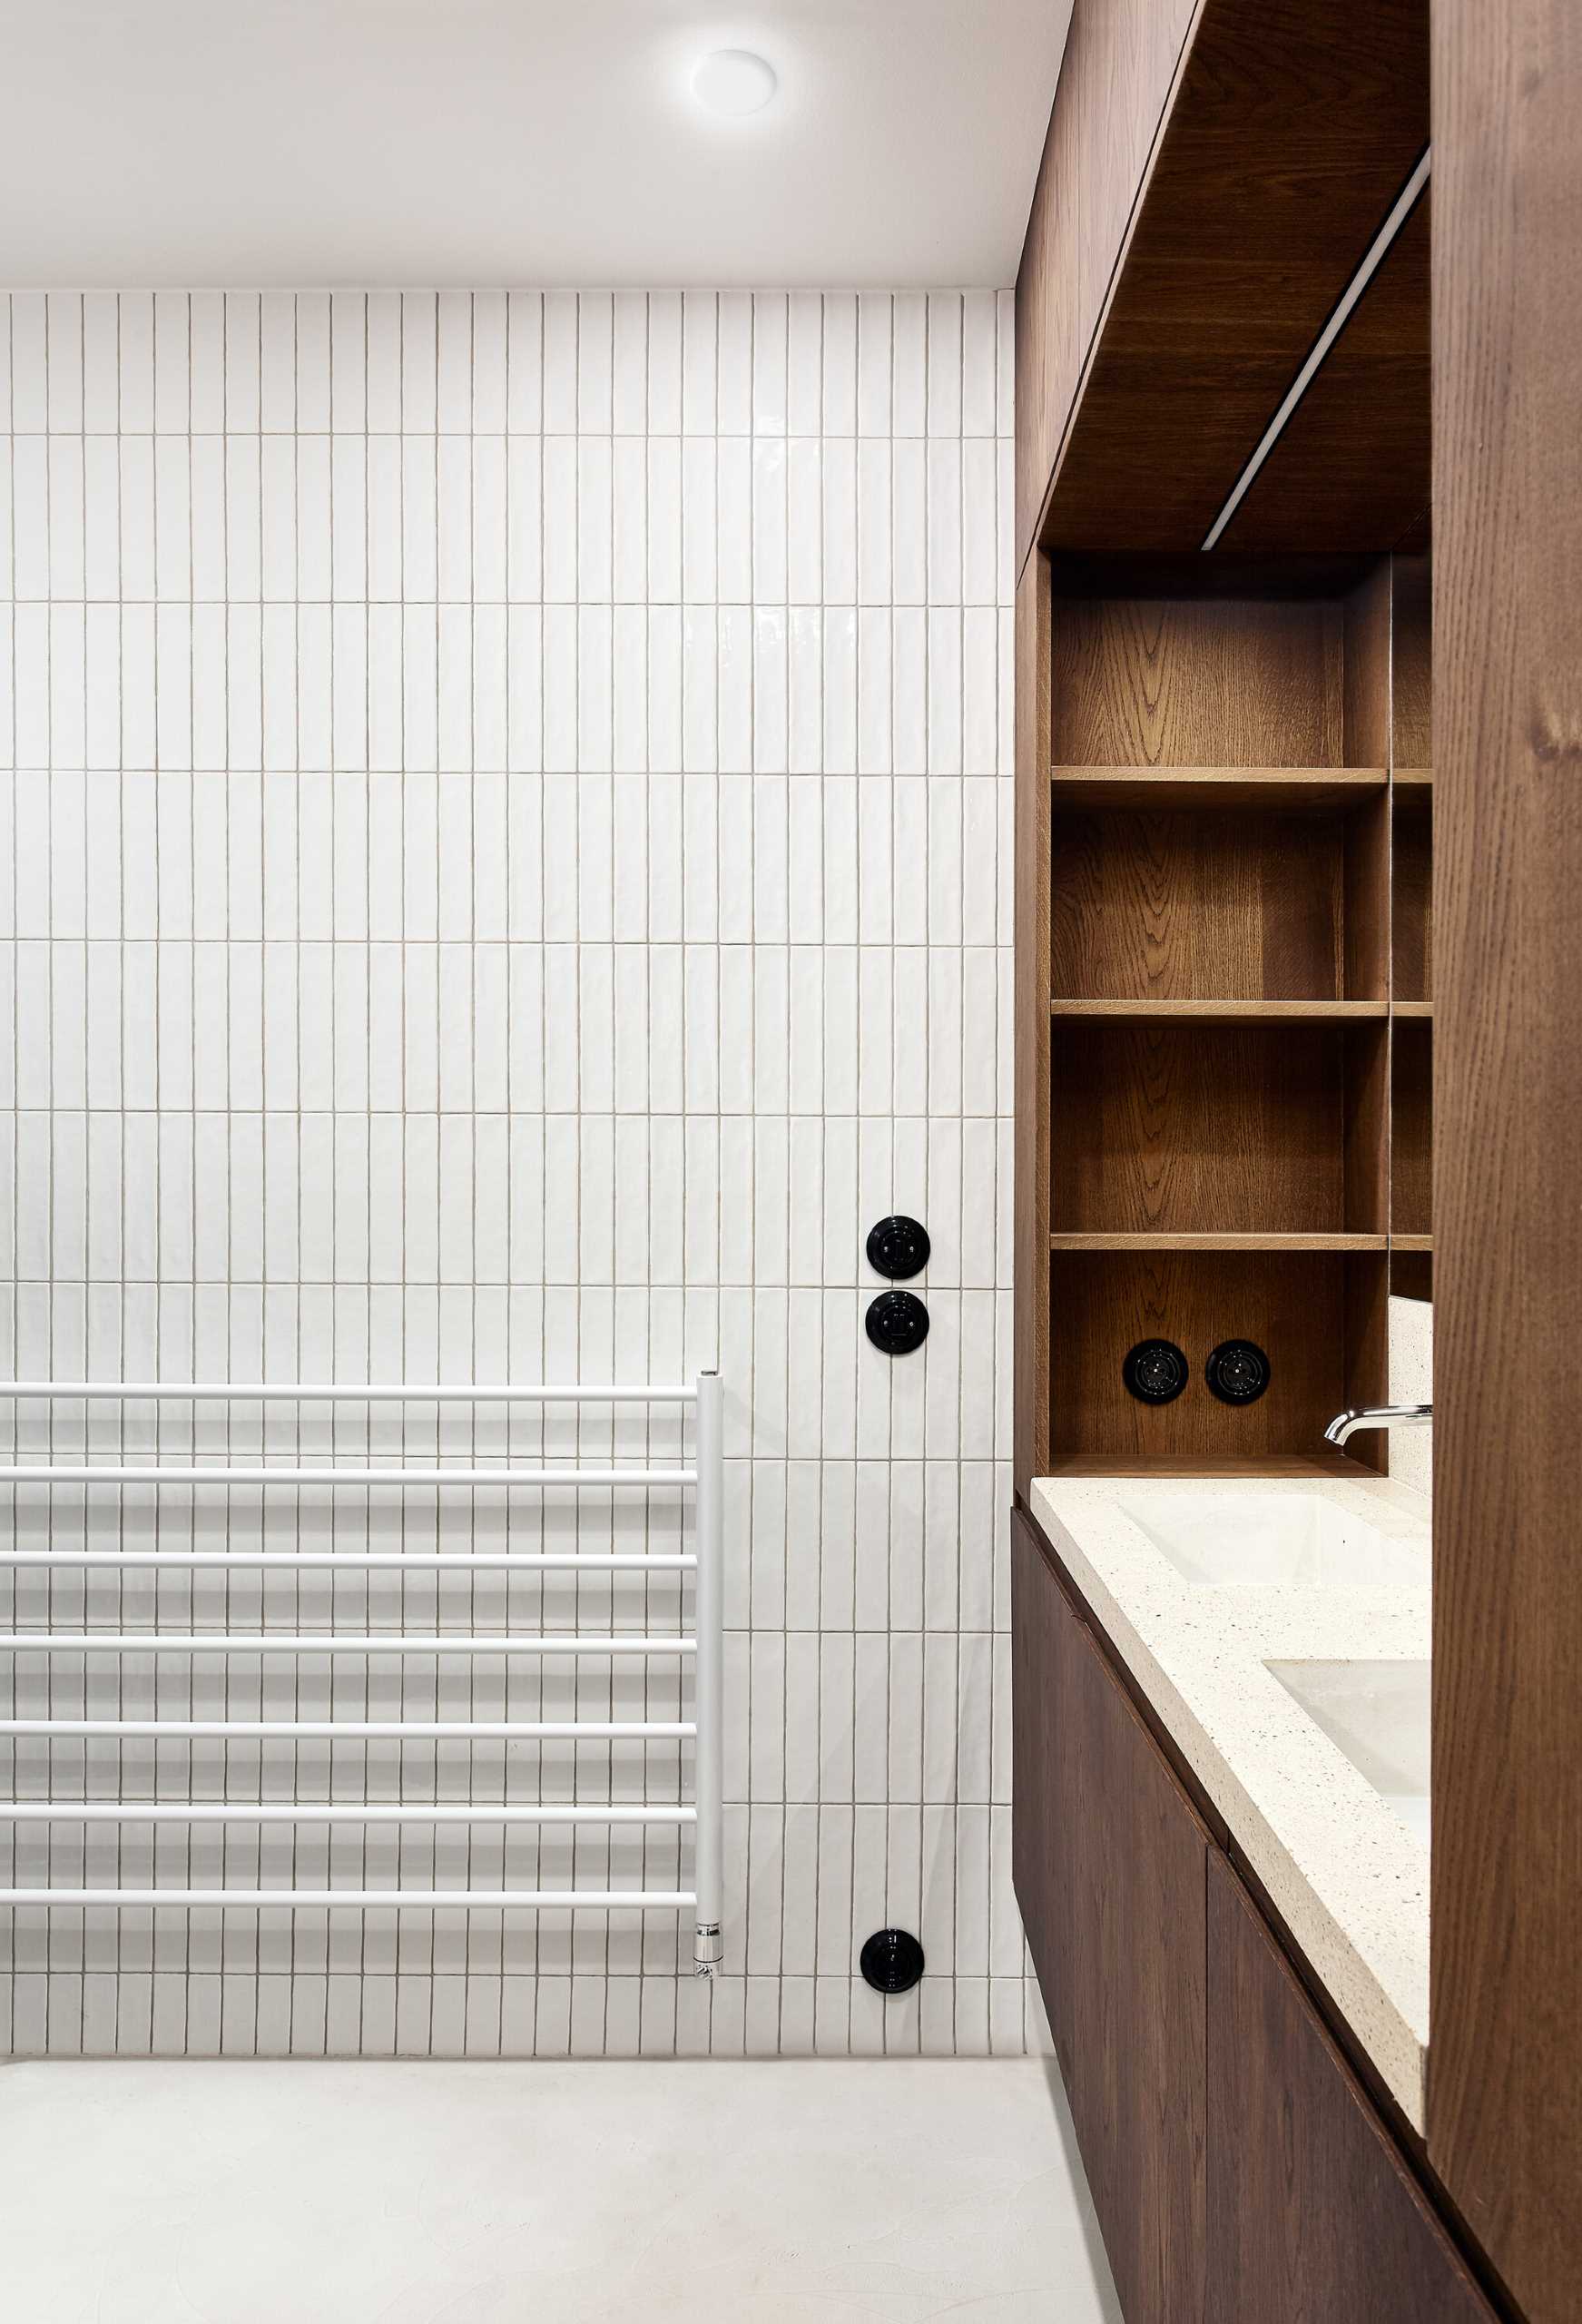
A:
[1015,556,1432,1492]
[1015,0,1430,573]
[1207,1854,1494,2324]
[1012,1509,1208,2323]
[1016,1509,1498,2323]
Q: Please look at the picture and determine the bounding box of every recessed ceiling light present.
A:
[692,48,778,118]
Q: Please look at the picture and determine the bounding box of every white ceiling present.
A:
[0,0,1072,290]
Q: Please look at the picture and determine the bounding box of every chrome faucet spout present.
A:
[1322,1403,1433,1447]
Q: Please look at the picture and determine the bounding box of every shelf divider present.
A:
[1048,1231,1390,1253]
[1049,998,1389,1022]
[1045,1451,1379,1480]
[1051,764,1386,810]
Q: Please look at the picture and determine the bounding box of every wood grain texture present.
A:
[1035,0,1430,555]
[1049,595,1343,767]
[1050,1023,1360,1236]
[1051,808,1345,1001]
[1340,566,1395,1006]
[1015,0,1201,576]
[1014,554,1055,1499]
[1342,1018,1391,1236]
[1053,767,1386,810]
[1391,801,1433,1002]
[1046,1451,1370,1478]
[1208,1855,1498,2324]
[1050,1233,1388,1252]
[1015,43,1082,581]
[1343,561,1396,771]
[1390,1020,1432,1242]
[1046,1249,1364,1461]
[1390,554,1434,767]
[1013,1510,1208,2324]
[1220,194,1431,554]
[1429,4,1582,2306]
[1343,791,1393,1005]
[1051,1000,1389,1021]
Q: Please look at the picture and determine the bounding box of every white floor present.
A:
[0,2057,1121,2322]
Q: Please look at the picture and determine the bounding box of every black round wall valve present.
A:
[866,1214,930,1281]
[1122,1339,1189,1405]
[860,1927,926,1995]
[866,1290,929,1356]
[1204,1339,1272,1405]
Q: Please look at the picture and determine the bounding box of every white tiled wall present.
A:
[0,288,1025,2056]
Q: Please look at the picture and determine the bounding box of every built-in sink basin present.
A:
[1118,1492,1427,1590]
[1268,1658,1431,1847]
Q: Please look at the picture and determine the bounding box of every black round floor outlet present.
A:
[866,1290,929,1356]
[1204,1339,1272,1404]
[866,1214,931,1281]
[1123,1339,1189,1405]
[860,1928,925,1995]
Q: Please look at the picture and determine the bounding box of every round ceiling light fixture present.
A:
[692,47,779,118]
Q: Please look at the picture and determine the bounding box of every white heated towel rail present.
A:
[0,1372,726,1974]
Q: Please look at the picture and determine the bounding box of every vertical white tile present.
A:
[576,290,614,433]
[506,290,543,430]
[15,249,1024,2062]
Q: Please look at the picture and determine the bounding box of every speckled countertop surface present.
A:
[1027,1472,1432,2128]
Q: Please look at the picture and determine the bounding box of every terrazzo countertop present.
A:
[1027,1471,1432,2127]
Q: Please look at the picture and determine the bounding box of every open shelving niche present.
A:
[1020,552,1433,1478]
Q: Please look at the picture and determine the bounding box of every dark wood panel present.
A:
[1390,554,1433,769]
[1052,769,1386,811]
[1037,0,1430,555]
[1051,1023,1357,1235]
[1342,559,1395,770]
[1208,1854,1497,2323]
[1429,6,1582,2309]
[1049,595,1343,768]
[1047,1249,1366,1462]
[1220,196,1430,554]
[1011,1506,1079,2084]
[1342,790,1392,1005]
[1342,1019,1390,1237]
[1013,1511,1208,2323]
[1390,1020,1431,1241]
[1391,800,1432,1002]
[1015,48,1083,584]
[1014,554,1054,1499]
[1015,0,1199,575]
[1051,809,1345,1001]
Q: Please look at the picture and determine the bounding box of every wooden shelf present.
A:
[1048,1232,1390,1253]
[1045,1451,1377,1480]
[1391,1234,1433,1253]
[1393,1000,1433,1019]
[1393,765,1433,792]
[1050,998,1388,1022]
[1052,765,1386,811]
[1019,564,1425,1486]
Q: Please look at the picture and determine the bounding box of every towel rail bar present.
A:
[0,1371,727,1973]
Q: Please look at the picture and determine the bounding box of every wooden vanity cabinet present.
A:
[1012,1509,1208,2324]
[1207,1854,1496,2324]
[1016,1508,1501,2324]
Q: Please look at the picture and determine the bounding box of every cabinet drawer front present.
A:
[1013,1507,1208,2324]
[1207,1853,1496,2324]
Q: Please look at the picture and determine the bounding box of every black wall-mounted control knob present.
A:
[866,1290,929,1356]
[866,1214,930,1281]
[1123,1339,1189,1405]
[1204,1339,1271,1404]
[860,1927,925,1994]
